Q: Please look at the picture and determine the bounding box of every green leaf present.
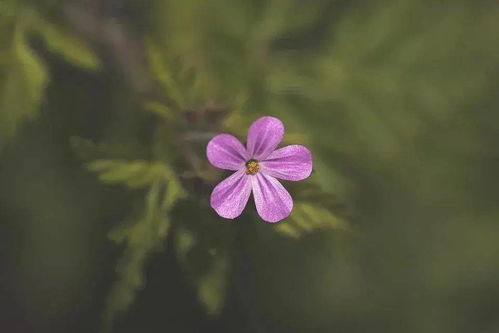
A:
[87,159,175,189]
[143,101,175,121]
[197,254,229,315]
[87,158,186,330]
[175,224,232,315]
[102,175,185,331]
[146,40,184,106]
[0,20,48,143]
[173,202,235,316]
[35,17,100,69]
[70,137,145,161]
[272,182,350,238]
[275,202,349,239]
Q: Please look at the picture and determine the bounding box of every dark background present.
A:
[1,0,499,332]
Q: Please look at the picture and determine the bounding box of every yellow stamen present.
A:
[245,159,260,175]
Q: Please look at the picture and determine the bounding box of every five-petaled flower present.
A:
[207,116,313,223]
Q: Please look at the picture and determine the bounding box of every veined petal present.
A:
[260,145,312,181]
[251,173,293,223]
[207,134,248,170]
[211,169,252,219]
[246,116,284,160]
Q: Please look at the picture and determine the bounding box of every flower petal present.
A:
[207,134,249,170]
[251,173,293,223]
[260,145,312,181]
[211,169,252,219]
[246,116,284,160]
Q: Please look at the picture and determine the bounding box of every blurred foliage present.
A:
[88,159,185,330]
[0,0,499,332]
[0,4,47,143]
[0,0,98,145]
[173,201,235,316]
[34,17,100,70]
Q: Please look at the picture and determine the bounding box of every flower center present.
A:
[245,159,260,175]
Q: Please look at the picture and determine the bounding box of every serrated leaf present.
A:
[87,159,174,188]
[88,159,186,330]
[89,158,186,331]
[103,176,184,332]
[275,202,349,239]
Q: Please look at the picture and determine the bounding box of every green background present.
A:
[1,0,499,332]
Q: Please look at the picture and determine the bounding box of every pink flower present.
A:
[207,116,313,223]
